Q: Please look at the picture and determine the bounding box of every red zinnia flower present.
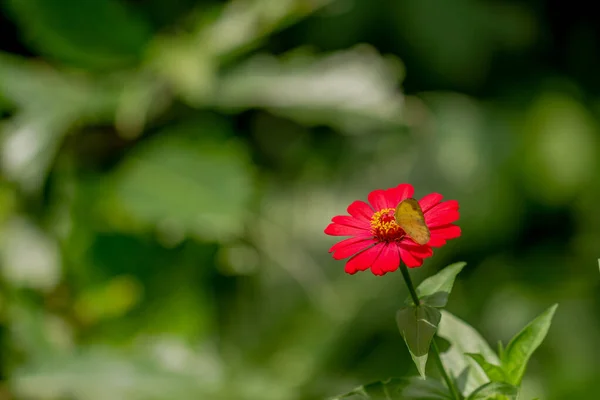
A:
[325,183,461,276]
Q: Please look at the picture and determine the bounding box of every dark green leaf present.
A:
[329,378,406,400]
[402,377,453,399]
[329,378,452,400]
[396,305,441,377]
[361,379,406,400]
[4,0,152,69]
[466,382,518,400]
[465,354,507,382]
[407,262,466,307]
[501,304,558,386]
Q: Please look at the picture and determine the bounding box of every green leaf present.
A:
[103,117,255,242]
[0,53,119,192]
[419,292,450,308]
[466,382,518,400]
[214,47,405,134]
[396,305,441,377]
[437,311,500,397]
[329,377,453,400]
[4,0,152,69]
[465,354,507,382]
[407,262,466,307]
[501,304,558,386]
[329,378,406,400]
[402,377,453,399]
[0,53,118,118]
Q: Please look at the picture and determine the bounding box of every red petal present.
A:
[400,241,433,258]
[383,187,402,208]
[331,215,370,229]
[419,193,443,213]
[345,243,385,274]
[399,246,424,268]
[384,183,414,208]
[347,200,374,222]
[426,200,459,217]
[426,210,460,227]
[370,244,400,275]
[430,224,462,239]
[427,236,447,247]
[396,183,414,202]
[330,236,370,252]
[368,189,388,211]
[330,237,377,260]
[324,223,371,237]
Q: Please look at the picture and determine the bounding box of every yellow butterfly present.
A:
[395,198,430,245]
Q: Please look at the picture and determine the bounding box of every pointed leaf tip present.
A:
[396,305,441,377]
[501,304,558,386]
[407,262,466,308]
[466,353,507,383]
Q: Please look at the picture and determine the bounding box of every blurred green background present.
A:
[0,0,599,399]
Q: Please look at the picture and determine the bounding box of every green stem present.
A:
[431,338,462,400]
[399,263,462,400]
[399,262,420,306]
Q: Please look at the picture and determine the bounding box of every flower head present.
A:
[325,183,460,275]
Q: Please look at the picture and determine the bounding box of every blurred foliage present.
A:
[1,0,600,399]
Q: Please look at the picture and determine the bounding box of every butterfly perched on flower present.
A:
[325,183,460,275]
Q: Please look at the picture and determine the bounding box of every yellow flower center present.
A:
[370,208,406,242]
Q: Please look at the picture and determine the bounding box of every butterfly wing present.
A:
[395,198,430,245]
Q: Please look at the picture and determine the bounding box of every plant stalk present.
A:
[399,263,462,400]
